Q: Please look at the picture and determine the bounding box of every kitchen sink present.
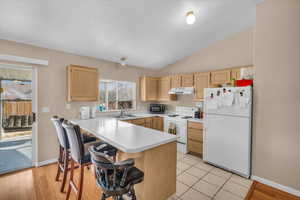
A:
[114,114,137,119]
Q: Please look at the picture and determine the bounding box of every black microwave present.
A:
[149,104,166,114]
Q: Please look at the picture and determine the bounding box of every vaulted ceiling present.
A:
[0,0,257,69]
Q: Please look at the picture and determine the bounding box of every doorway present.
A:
[0,65,37,174]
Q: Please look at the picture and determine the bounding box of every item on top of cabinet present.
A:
[236,79,253,87]
[241,67,254,79]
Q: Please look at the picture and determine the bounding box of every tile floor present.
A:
[169,152,253,200]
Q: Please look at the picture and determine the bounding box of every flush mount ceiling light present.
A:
[186,11,196,25]
[120,57,127,66]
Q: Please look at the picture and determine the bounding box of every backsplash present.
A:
[161,95,203,112]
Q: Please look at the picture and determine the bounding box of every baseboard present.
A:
[36,158,57,167]
[251,175,300,197]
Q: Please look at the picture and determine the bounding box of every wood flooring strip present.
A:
[245,181,300,200]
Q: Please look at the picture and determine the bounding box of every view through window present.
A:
[99,80,136,111]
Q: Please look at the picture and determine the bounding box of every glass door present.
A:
[0,67,33,174]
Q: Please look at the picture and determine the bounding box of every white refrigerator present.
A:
[203,86,252,178]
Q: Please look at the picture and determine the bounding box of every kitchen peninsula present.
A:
[70,117,177,200]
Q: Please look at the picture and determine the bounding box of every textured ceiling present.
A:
[0,0,257,69]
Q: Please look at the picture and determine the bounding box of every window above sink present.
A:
[99,79,136,112]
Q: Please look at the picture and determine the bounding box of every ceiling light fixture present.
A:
[120,57,127,66]
[186,11,196,25]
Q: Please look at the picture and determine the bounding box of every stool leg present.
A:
[100,193,107,200]
[130,187,137,200]
[77,165,85,200]
[60,148,69,193]
[55,146,63,181]
[66,159,74,200]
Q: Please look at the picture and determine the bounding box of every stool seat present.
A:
[80,142,118,164]
[96,167,144,191]
[89,145,144,200]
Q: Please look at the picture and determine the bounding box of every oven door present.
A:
[164,118,187,144]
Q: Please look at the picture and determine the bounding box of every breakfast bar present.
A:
[70,117,177,200]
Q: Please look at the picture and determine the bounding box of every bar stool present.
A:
[89,145,144,200]
[51,116,97,192]
[62,120,118,200]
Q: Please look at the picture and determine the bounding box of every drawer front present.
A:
[132,118,145,125]
[188,128,203,142]
[188,121,203,130]
[188,140,203,154]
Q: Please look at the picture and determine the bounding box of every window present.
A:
[99,80,136,111]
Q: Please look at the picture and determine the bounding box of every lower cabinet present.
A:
[122,117,163,131]
[187,121,203,156]
[131,118,146,126]
[152,116,164,131]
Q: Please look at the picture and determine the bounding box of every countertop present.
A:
[70,117,178,153]
[111,112,204,123]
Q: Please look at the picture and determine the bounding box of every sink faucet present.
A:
[120,108,125,117]
[119,105,128,117]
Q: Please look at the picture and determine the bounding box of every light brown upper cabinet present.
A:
[210,69,231,85]
[230,68,241,80]
[140,76,159,101]
[194,72,210,101]
[181,74,194,87]
[231,65,254,81]
[171,75,181,88]
[67,65,99,102]
[158,76,177,101]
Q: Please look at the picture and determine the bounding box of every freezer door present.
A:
[204,86,252,117]
[203,114,251,177]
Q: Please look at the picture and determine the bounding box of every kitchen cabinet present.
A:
[122,116,163,131]
[152,116,164,131]
[140,76,159,101]
[131,118,146,126]
[158,76,177,101]
[230,68,241,80]
[171,75,181,89]
[67,65,99,102]
[181,74,194,87]
[187,121,203,156]
[144,117,153,128]
[210,69,231,85]
[194,72,210,101]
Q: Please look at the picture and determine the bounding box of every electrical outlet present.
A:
[41,107,50,113]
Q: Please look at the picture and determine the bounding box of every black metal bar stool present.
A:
[89,145,144,200]
[51,116,97,192]
[62,120,118,200]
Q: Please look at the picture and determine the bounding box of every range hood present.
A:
[168,87,194,95]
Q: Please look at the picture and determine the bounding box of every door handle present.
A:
[32,112,36,123]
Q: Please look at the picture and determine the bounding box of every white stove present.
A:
[164,106,198,153]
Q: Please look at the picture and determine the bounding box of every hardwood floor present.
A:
[1,163,300,200]
[0,163,103,200]
[245,181,300,200]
